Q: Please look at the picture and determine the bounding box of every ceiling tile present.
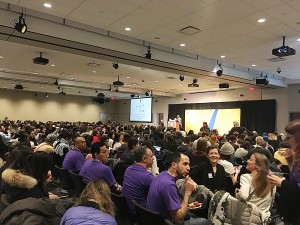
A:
[240,0,283,10]
[263,4,300,23]
[161,0,208,13]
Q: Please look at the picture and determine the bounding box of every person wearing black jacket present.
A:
[190,146,226,193]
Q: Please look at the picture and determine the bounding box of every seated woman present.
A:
[190,146,226,193]
[236,153,276,224]
[0,147,58,203]
[60,179,117,225]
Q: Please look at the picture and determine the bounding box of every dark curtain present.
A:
[168,100,276,134]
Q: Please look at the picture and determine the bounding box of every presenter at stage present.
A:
[176,115,182,130]
[229,121,244,135]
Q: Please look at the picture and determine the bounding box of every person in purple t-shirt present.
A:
[123,146,154,213]
[146,152,208,225]
[80,141,122,193]
[62,137,86,173]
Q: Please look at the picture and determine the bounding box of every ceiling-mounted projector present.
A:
[272,36,296,57]
[112,76,124,86]
[188,83,199,87]
[14,84,23,89]
[33,52,49,65]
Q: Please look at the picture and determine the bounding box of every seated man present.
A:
[146,152,208,225]
[62,137,86,173]
[123,146,154,213]
[80,141,122,193]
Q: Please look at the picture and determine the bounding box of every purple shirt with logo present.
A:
[79,159,116,187]
[123,164,154,213]
[62,148,85,173]
[146,171,181,220]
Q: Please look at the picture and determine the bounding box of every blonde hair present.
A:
[77,179,115,216]
[209,134,218,146]
[252,153,273,198]
[268,133,277,141]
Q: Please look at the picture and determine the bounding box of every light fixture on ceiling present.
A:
[14,12,27,34]
[192,78,197,84]
[59,88,66,95]
[112,63,119,69]
[216,63,223,77]
[256,73,269,85]
[179,75,184,81]
[115,86,119,92]
[34,92,38,97]
[54,79,58,85]
[108,85,112,91]
[145,90,153,96]
[44,3,52,8]
[145,45,151,59]
[45,93,49,98]
[14,83,23,90]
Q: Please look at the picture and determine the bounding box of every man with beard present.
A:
[146,152,208,225]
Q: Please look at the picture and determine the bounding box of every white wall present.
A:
[0,89,116,122]
[1,86,297,134]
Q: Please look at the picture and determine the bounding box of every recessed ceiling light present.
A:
[221,55,225,58]
[71,78,74,80]
[180,43,186,47]
[34,72,37,75]
[51,64,55,67]
[93,70,96,73]
[127,76,130,79]
[41,86,44,89]
[11,83,14,86]
[297,38,300,42]
[252,64,256,67]
[125,27,131,31]
[258,18,266,23]
[0,56,3,59]
[102,82,105,84]
[155,81,158,83]
[44,3,52,8]
[179,84,182,87]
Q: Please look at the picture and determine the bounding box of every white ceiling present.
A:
[0,0,300,98]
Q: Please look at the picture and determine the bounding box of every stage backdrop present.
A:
[185,109,240,135]
[168,100,276,134]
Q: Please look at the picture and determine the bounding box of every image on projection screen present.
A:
[185,109,241,135]
[130,97,152,122]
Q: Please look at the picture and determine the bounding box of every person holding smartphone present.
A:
[267,120,300,225]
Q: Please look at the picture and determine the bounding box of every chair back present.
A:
[54,165,74,191]
[69,170,86,197]
[111,193,135,225]
[131,199,168,225]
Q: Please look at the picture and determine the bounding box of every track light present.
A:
[179,75,184,81]
[115,86,119,92]
[14,12,27,34]
[54,79,58,85]
[112,63,119,69]
[45,94,49,98]
[145,45,152,59]
[145,90,153,96]
[192,78,197,84]
[216,64,223,77]
[108,85,112,91]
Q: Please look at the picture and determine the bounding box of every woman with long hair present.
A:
[268,120,300,224]
[60,179,117,225]
[236,153,275,223]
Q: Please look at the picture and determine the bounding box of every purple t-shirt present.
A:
[123,164,154,213]
[79,159,116,187]
[62,148,85,173]
[146,172,181,220]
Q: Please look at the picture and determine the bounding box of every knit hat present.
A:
[220,142,234,155]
